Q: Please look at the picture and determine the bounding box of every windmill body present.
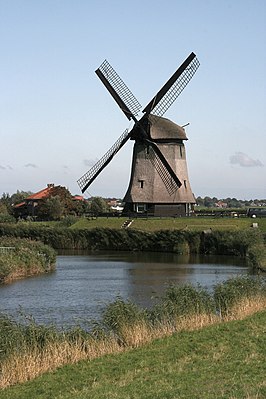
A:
[123,116,195,216]
[77,53,200,217]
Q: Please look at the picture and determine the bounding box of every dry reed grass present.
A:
[224,296,266,321]
[119,321,152,347]
[1,297,265,389]
[0,337,121,388]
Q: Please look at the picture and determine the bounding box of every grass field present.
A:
[70,215,266,232]
[2,310,266,399]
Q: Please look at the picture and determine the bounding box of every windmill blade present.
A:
[77,129,130,193]
[96,60,141,121]
[142,52,200,118]
[145,141,182,195]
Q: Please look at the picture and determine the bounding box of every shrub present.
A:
[152,284,215,324]
[0,214,16,224]
[0,237,56,282]
[101,297,148,345]
[213,276,266,317]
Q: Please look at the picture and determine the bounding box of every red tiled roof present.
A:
[27,186,54,200]
[14,201,26,208]
[72,195,84,201]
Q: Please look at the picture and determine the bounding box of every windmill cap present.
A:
[149,115,188,140]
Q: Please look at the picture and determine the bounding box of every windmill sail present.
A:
[96,60,141,121]
[78,52,200,209]
[142,52,200,118]
[77,129,130,193]
[145,141,182,195]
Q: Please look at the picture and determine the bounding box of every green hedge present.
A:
[0,237,56,283]
[0,224,264,269]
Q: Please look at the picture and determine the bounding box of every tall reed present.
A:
[1,276,266,389]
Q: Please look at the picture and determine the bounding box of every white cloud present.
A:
[83,158,98,167]
[24,163,38,168]
[0,165,13,170]
[229,152,263,167]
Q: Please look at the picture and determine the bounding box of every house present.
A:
[13,184,79,219]
[215,201,227,209]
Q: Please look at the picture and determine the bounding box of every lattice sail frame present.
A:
[97,60,141,119]
[78,53,200,194]
[150,56,200,118]
[77,129,130,193]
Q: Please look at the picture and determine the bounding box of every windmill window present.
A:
[184,180,187,188]
[134,203,147,213]
[139,180,144,188]
[180,146,183,158]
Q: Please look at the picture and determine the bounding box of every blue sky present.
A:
[1,0,265,199]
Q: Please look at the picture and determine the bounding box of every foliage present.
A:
[0,314,61,362]
[200,228,264,257]
[0,214,16,223]
[90,197,110,216]
[101,297,148,339]
[1,311,266,398]
[214,276,266,317]
[57,215,78,227]
[0,237,56,283]
[196,195,266,208]
[0,278,266,393]
[37,195,64,221]
[0,202,9,214]
[152,284,215,323]
[0,224,264,269]
[0,191,33,215]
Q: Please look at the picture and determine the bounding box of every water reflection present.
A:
[0,251,249,327]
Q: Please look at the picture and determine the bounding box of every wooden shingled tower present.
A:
[77,53,200,216]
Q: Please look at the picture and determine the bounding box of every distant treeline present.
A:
[196,196,266,208]
[0,224,264,270]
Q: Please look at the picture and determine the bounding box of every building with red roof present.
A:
[13,184,84,219]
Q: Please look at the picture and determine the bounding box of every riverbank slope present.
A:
[0,223,265,271]
[1,309,266,399]
[0,237,56,283]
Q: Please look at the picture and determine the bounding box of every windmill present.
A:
[77,52,200,217]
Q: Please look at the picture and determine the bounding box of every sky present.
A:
[1,0,265,200]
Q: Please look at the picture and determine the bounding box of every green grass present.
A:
[70,216,266,232]
[2,310,266,399]
[11,215,266,233]
[69,217,128,230]
[1,277,266,395]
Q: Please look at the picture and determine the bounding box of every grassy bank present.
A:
[1,276,266,391]
[70,215,266,232]
[2,311,266,399]
[0,223,265,270]
[0,237,56,283]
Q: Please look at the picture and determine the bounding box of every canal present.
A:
[0,251,249,327]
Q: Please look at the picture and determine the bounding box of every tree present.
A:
[71,199,90,216]
[0,193,12,213]
[90,197,109,215]
[37,196,64,220]
[203,196,214,208]
[0,202,8,214]
[49,186,74,215]
[11,190,33,206]
[196,196,204,206]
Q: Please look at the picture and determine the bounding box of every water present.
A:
[0,251,249,328]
